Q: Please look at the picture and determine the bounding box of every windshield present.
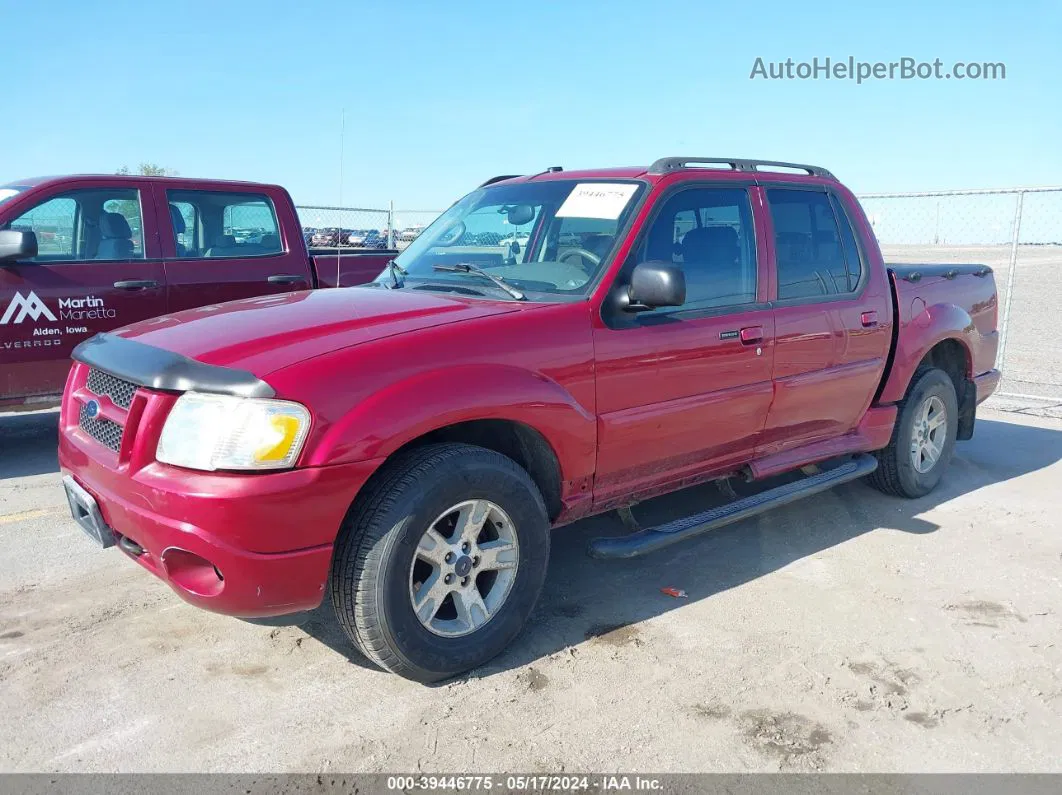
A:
[0,186,26,207]
[384,179,645,300]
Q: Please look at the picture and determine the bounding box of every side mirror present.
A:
[627,261,685,310]
[0,229,38,263]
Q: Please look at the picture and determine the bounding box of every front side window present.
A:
[766,189,852,299]
[166,190,282,259]
[2,188,145,262]
[632,187,758,311]
[387,179,645,300]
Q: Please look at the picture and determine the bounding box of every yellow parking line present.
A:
[0,507,65,525]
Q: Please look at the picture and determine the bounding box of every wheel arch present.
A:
[914,338,975,440]
[878,301,975,405]
[307,364,596,523]
[389,419,564,521]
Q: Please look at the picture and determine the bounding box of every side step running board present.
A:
[587,454,879,560]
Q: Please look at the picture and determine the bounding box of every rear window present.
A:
[166,190,282,259]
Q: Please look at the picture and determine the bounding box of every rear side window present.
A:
[766,189,851,299]
[829,194,865,293]
[2,188,145,263]
[166,190,282,259]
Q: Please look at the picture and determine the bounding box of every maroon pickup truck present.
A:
[57,158,1000,682]
[0,174,395,409]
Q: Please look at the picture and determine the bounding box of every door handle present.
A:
[860,310,879,328]
[267,274,305,285]
[739,326,764,344]
[113,279,159,290]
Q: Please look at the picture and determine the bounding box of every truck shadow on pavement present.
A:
[0,410,59,480]
[289,416,1062,681]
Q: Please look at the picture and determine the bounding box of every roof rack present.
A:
[478,174,523,187]
[647,157,835,179]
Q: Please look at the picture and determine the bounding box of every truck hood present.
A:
[114,287,523,376]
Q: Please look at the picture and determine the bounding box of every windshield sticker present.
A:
[0,188,21,204]
[556,183,638,220]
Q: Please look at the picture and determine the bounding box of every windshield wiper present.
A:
[383,259,406,288]
[433,263,526,300]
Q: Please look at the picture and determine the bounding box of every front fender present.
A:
[303,363,597,486]
[878,301,976,404]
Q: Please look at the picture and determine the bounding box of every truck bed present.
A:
[880,261,1000,405]
[309,248,395,288]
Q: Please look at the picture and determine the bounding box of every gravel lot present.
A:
[1,404,1060,773]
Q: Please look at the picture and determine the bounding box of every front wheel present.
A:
[868,367,959,498]
[330,443,550,682]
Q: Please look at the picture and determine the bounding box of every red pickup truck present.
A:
[0,174,395,409]
[57,158,1000,682]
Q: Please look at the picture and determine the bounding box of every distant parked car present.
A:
[499,232,531,249]
[360,230,389,249]
[230,227,259,244]
[397,226,424,242]
[471,231,504,246]
[311,228,352,247]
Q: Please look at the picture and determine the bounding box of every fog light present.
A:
[161,548,224,597]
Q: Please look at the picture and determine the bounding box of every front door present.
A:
[0,181,166,401]
[591,184,775,507]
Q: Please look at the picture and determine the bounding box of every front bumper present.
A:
[59,430,383,618]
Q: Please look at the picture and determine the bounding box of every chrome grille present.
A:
[86,368,137,410]
[78,403,124,453]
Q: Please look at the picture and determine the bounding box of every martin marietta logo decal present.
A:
[0,291,57,324]
[0,292,115,326]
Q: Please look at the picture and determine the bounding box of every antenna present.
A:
[337,107,345,288]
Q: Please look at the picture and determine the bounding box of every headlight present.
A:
[156,392,311,472]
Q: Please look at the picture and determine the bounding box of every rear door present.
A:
[592,183,775,506]
[153,183,313,313]
[0,179,165,401]
[758,185,891,454]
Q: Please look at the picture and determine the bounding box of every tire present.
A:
[330,443,550,682]
[868,367,959,498]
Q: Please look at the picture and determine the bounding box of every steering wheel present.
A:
[558,247,601,267]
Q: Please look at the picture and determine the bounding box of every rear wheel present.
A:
[330,443,550,682]
[868,367,958,498]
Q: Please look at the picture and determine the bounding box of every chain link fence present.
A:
[299,189,1062,400]
[858,187,1062,401]
[295,204,441,251]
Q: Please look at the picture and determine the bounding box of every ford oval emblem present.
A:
[85,399,101,419]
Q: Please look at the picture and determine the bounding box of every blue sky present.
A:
[3,0,1058,210]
